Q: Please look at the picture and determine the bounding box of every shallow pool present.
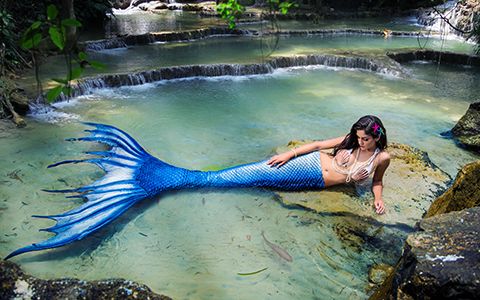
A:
[2,61,479,299]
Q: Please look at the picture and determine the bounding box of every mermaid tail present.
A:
[5,123,324,259]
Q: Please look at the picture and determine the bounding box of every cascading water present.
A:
[417,0,479,38]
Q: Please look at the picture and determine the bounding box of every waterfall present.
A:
[84,38,128,51]
[53,54,407,102]
[83,28,419,52]
[417,0,479,38]
[83,28,257,52]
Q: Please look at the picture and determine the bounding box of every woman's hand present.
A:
[267,151,293,168]
[352,168,369,181]
[374,198,385,214]
[336,150,350,166]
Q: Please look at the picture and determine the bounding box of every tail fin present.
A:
[5,122,151,260]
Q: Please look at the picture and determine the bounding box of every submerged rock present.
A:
[425,160,480,217]
[274,141,450,279]
[368,263,394,285]
[0,261,171,300]
[451,101,480,152]
[373,206,480,299]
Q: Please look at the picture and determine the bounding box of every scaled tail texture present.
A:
[6,123,325,259]
[5,122,154,259]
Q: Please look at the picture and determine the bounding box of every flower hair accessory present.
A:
[372,123,384,136]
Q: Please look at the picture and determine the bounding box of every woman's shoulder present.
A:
[376,150,391,164]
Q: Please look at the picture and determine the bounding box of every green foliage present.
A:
[268,0,298,15]
[216,0,246,29]
[20,4,105,103]
[47,4,59,21]
[216,0,298,30]
[1,8,26,72]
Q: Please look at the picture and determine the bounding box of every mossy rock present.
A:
[452,101,480,152]
[425,160,480,217]
[274,141,450,226]
[368,263,394,285]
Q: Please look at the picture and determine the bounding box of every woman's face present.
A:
[356,130,378,151]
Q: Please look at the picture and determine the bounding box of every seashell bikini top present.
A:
[331,148,380,183]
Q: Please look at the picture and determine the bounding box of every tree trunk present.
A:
[60,0,77,52]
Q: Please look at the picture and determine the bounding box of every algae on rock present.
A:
[425,160,480,217]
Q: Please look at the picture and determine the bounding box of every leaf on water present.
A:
[237,267,268,276]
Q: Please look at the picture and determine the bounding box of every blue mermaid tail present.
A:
[5,122,324,259]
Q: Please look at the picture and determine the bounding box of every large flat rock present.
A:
[274,141,450,227]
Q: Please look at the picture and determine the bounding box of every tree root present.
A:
[1,97,26,128]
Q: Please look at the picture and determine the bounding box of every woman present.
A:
[268,115,390,215]
[5,115,390,259]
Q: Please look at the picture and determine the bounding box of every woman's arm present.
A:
[371,152,391,214]
[267,135,346,168]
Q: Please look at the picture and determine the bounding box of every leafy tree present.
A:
[20,4,104,102]
[217,0,298,57]
[217,0,246,29]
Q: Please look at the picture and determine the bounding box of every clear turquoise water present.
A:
[3,11,480,300]
[20,34,475,92]
[104,10,225,37]
[102,12,422,37]
[239,16,423,32]
[2,62,479,299]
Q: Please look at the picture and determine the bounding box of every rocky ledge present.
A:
[0,260,171,300]
[372,206,480,299]
[387,50,480,67]
[451,101,480,152]
[371,156,480,299]
[425,160,480,217]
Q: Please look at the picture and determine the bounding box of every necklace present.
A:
[331,148,379,183]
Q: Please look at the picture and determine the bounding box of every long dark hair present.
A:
[333,115,387,156]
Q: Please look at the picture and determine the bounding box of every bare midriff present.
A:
[319,151,350,187]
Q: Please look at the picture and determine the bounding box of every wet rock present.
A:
[378,207,480,299]
[387,50,480,67]
[139,1,166,11]
[0,260,172,300]
[113,0,132,9]
[131,0,151,7]
[167,3,184,10]
[152,2,168,10]
[451,101,480,151]
[275,141,450,227]
[330,213,408,260]
[183,4,203,12]
[369,263,394,285]
[425,160,480,217]
[416,0,480,37]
